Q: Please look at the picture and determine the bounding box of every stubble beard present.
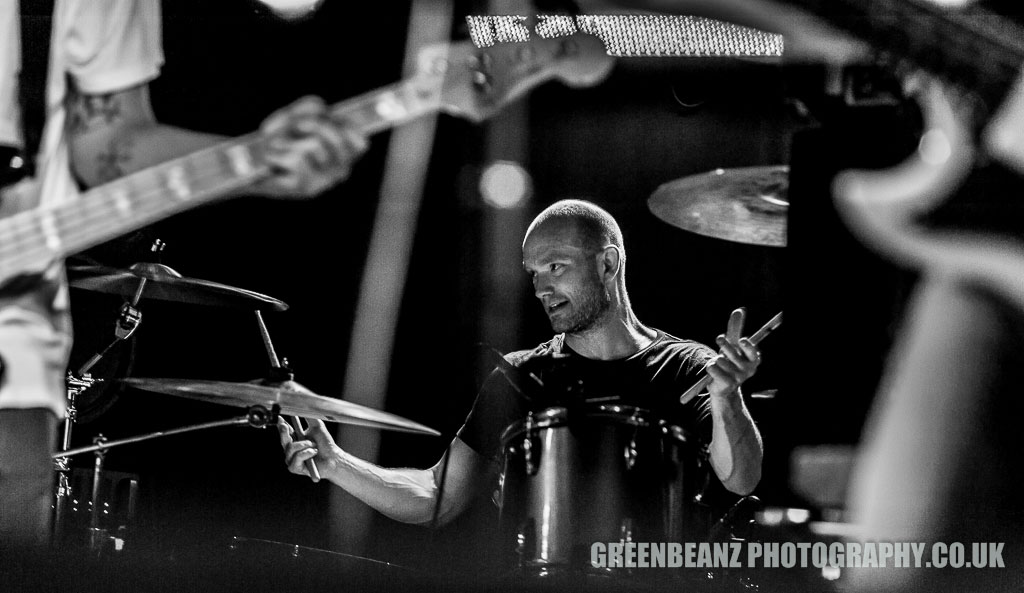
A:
[551,279,611,335]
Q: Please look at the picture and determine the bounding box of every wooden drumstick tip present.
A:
[679,311,783,405]
[726,307,746,343]
[289,416,321,482]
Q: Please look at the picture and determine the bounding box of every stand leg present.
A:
[88,436,107,555]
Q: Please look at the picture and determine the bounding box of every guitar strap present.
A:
[17,0,54,178]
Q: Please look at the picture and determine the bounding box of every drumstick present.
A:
[683,306,744,403]
[679,311,783,405]
[680,308,743,404]
[254,310,322,483]
[290,416,322,482]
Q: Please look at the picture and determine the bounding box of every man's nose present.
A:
[533,275,552,299]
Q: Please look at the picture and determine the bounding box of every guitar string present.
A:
[1,171,260,274]
[2,40,591,269]
[2,35,601,269]
[0,80,429,275]
[0,142,264,269]
[0,78,424,254]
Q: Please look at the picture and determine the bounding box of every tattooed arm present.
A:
[66,83,224,187]
[66,83,365,195]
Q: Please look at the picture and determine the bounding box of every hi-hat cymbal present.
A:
[649,165,788,247]
[68,262,288,311]
[120,378,440,436]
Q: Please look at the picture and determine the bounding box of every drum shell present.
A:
[497,406,707,571]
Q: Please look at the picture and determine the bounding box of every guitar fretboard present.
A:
[0,77,442,284]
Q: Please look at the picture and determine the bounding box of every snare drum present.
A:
[497,405,708,574]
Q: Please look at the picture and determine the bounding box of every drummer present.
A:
[279,199,763,524]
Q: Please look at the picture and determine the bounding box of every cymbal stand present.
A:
[58,281,145,467]
[87,434,107,555]
[53,405,280,460]
[51,405,280,554]
[61,238,170,460]
[254,310,321,481]
[54,277,145,546]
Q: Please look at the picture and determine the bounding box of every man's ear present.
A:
[598,245,621,283]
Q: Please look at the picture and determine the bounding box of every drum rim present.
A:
[228,536,415,571]
[499,404,693,446]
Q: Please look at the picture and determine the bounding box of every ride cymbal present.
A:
[649,165,788,247]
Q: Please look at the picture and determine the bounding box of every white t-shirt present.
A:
[0,6,22,147]
[0,0,163,415]
[39,0,164,209]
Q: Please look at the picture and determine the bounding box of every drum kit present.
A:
[50,167,811,589]
[51,244,440,555]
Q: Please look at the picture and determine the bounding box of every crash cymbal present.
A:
[649,165,788,247]
[68,262,288,311]
[120,378,441,436]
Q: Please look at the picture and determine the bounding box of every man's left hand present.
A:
[255,96,368,198]
[706,335,761,399]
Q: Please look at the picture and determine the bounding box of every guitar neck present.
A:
[789,0,1024,122]
[0,78,440,284]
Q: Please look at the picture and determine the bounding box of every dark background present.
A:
[54,0,929,578]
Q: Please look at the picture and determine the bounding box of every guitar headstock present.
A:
[414,33,614,123]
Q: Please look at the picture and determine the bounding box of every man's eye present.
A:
[550,263,563,272]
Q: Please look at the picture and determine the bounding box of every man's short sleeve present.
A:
[456,370,523,462]
[665,340,715,444]
[61,0,163,94]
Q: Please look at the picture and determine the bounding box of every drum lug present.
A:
[624,412,641,469]
[619,517,633,544]
[492,472,505,508]
[624,437,638,470]
[523,413,538,476]
[515,520,536,566]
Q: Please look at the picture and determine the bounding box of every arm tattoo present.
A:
[67,91,123,134]
[95,137,134,183]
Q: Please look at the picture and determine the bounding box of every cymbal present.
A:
[68,262,288,311]
[120,378,441,436]
[649,165,788,247]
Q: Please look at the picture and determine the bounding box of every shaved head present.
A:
[522,200,631,336]
[524,199,625,264]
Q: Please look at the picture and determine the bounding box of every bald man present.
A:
[279,199,763,532]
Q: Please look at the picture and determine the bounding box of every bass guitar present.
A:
[0,33,612,287]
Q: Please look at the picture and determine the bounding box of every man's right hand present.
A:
[277,417,337,481]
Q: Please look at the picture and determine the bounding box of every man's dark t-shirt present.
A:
[457,330,715,460]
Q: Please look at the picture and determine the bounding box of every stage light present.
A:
[480,160,532,209]
[785,508,810,523]
[257,0,323,19]
[821,566,841,581]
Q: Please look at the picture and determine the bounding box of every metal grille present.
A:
[466,14,784,57]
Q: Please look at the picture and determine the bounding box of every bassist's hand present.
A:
[254,96,368,198]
